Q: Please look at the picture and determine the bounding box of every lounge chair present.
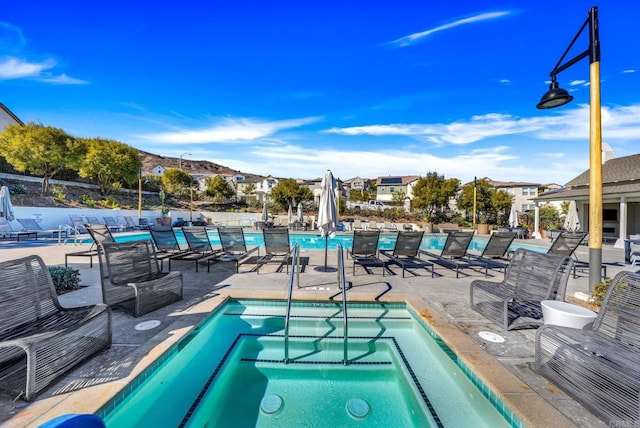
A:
[349,230,389,276]
[0,217,37,241]
[178,226,222,272]
[103,216,124,232]
[380,231,433,277]
[421,231,474,278]
[64,224,115,268]
[464,231,517,275]
[215,227,259,273]
[365,220,380,231]
[149,227,193,271]
[68,215,88,234]
[470,249,573,330]
[123,216,140,230]
[16,218,67,239]
[256,228,292,274]
[0,255,111,401]
[97,240,183,317]
[536,271,640,424]
[548,231,606,279]
[84,215,100,225]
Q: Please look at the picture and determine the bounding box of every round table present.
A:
[541,300,597,329]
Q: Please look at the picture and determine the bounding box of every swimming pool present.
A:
[113,230,544,253]
[99,299,521,427]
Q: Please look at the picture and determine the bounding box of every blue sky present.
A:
[2,1,639,185]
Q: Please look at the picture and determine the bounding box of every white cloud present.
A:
[499,79,510,84]
[0,56,86,84]
[569,80,587,86]
[0,21,26,51]
[140,116,321,144]
[622,69,636,74]
[388,11,512,47]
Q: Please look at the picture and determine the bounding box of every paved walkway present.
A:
[0,235,633,427]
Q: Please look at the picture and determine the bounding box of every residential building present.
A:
[375,176,420,203]
[0,103,23,130]
[535,153,640,245]
[151,165,167,176]
[343,177,370,192]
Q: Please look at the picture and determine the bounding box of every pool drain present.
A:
[346,398,370,419]
[260,394,283,414]
[478,331,505,343]
[134,320,161,331]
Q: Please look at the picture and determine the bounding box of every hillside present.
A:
[138,150,265,181]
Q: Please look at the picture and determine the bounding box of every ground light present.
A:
[536,6,602,290]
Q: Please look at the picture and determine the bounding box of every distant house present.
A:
[0,103,24,130]
[151,165,167,176]
[488,180,545,212]
[375,175,420,203]
[535,153,640,245]
[343,177,369,192]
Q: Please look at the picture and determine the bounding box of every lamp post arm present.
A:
[547,7,599,78]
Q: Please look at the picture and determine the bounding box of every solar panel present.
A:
[380,177,402,185]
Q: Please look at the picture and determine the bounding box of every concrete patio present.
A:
[0,235,633,427]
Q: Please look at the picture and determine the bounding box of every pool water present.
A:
[113,230,543,253]
[99,300,520,427]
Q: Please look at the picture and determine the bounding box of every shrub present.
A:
[48,266,81,294]
[80,194,97,207]
[100,195,119,208]
[8,183,26,194]
[590,277,627,308]
[51,184,67,201]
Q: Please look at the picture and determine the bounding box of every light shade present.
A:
[537,80,573,109]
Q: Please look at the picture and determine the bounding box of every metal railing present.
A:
[337,243,349,365]
[283,243,301,364]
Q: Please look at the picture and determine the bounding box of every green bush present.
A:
[9,183,26,194]
[80,194,97,207]
[48,266,81,294]
[51,184,67,201]
[590,277,627,308]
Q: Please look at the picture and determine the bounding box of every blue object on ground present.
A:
[39,414,105,428]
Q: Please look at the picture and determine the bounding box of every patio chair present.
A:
[103,216,124,232]
[536,271,640,424]
[470,249,573,330]
[421,231,474,278]
[349,230,389,276]
[256,228,292,274]
[84,215,100,225]
[149,227,193,271]
[0,217,37,241]
[380,230,433,277]
[68,214,88,234]
[17,218,67,239]
[0,255,111,401]
[548,231,605,279]
[215,227,259,273]
[464,231,517,275]
[65,223,115,268]
[98,240,183,317]
[178,226,222,272]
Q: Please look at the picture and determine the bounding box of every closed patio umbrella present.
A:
[316,170,339,271]
[287,204,293,225]
[0,186,15,222]
[564,200,580,232]
[262,199,269,222]
[297,202,303,222]
[508,204,518,228]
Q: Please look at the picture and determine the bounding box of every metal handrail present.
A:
[283,243,301,364]
[337,243,349,365]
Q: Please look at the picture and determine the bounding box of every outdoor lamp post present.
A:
[179,152,191,170]
[536,6,602,290]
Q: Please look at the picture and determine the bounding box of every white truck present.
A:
[347,200,393,211]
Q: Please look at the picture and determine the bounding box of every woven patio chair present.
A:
[470,249,573,330]
[215,227,259,273]
[98,240,183,317]
[536,271,640,424]
[0,255,111,401]
[380,230,433,277]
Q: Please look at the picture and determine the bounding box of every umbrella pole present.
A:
[324,235,328,269]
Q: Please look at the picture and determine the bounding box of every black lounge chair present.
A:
[178,226,222,272]
[464,231,517,275]
[349,230,389,276]
[149,227,194,271]
[64,223,115,268]
[215,227,259,273]
[380,231,433,277]
[256,228,292,274]
[421,231,474,278]
[548,231,606,279]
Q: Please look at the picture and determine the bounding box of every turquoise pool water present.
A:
[112,230,544,253]
[99,299,522,427]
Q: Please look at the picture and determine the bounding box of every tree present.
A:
[205,176,236,202]
[269,178,312,210]
[161,168,193,195]
[391,189,408,205]
[78,138,142,195]
[456,178,493,223]
[412,172,460,221]
[0,122,86,195]
[492,189,514,225]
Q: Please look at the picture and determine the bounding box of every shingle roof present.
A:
[0,103,24,128]
[375,175,420,185]
[565,153,640,186]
